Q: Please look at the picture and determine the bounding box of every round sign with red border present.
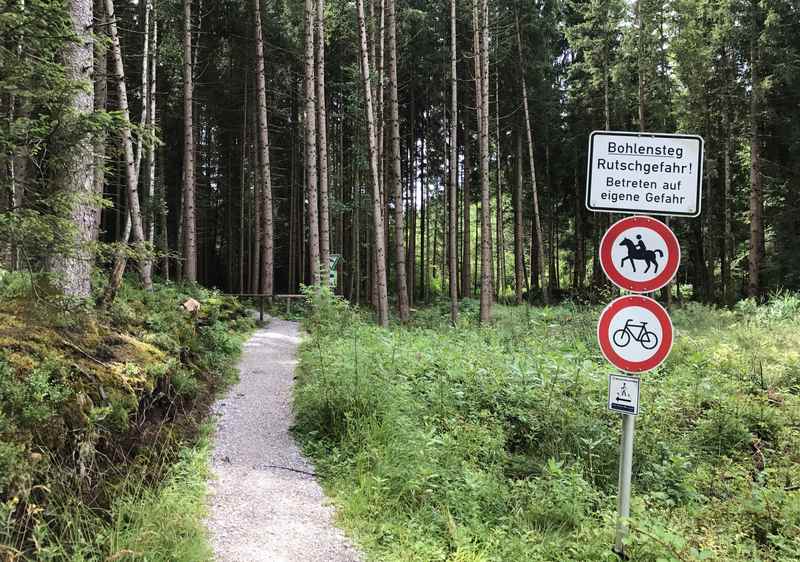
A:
[597,295,673,373]
[600,216,680,293]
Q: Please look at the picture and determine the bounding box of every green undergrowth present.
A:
[295,291,800,561]
[0,273,254,560]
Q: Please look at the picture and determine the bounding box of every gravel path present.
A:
[206,318,361,562]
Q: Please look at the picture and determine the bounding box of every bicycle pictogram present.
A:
[612,319,659,350]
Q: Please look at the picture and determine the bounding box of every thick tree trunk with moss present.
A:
[50,0,95,298]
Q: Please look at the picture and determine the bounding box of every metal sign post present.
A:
[586,129,702,559]
[614,414,636,557]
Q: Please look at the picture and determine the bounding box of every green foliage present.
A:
[301,284,358,337]
[0,280,253,558]
[17,425,216,562]
[296,296,800,561]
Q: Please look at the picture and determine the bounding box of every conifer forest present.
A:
[1,0,800,560]
[2,0,799,312]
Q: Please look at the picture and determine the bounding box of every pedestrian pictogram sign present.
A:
[329,254,342,288]
[608,374,640,415]
[597,295,673,373]
[586,131,703,217]
[600,215,680,293]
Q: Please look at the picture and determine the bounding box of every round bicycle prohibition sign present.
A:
[600,215,680,293]
[597,295,673,373]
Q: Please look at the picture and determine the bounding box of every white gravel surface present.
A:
[206,318,361,562]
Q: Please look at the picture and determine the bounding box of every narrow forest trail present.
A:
[206,318,361,562]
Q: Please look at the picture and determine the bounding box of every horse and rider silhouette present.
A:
[619,235,664,273]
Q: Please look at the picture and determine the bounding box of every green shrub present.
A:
[0,280,254,558]
[296,297,800,561]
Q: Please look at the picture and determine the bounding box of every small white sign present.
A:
[329,254,342,288]
[608,374,640,415]
[586,131,703,217]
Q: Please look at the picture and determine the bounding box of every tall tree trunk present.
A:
[461,127,472,298]
[134,0,151,179]
[748,37,763,299]
[304,0,321,285]
[573,164,584,290]
[357,0,389,326]
[514,130,524,303]
[181,0,197,282]
[448,0,459,323]
[495,65,504,300]
[145,1,158,272]
[51,0,95,299]
[239,70,248,293]
[158,144,169,280]
[254,0,274,297]
[137,0,154,284]
[377,0,387,261]
[636,0,646,131]
[722,58,733,304]
[421,133,428,303]
[316,0,330,286]
[515,10,547,304]
[102,0,152,304]
[386,0,409,321]
[92,0,107,244]
[407,99,416,305]
[251,128,262,292]
[474,0,492,322]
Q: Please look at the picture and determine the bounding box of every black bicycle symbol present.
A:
[613,319,659,350]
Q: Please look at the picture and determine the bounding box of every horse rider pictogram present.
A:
[619,234,664,274]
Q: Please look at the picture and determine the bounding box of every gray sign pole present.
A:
[614,413,636,557]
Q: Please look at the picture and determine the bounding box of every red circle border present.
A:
[600,216,680,293]
[597,295,674,373]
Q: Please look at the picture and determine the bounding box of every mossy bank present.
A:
[0,274,254,560]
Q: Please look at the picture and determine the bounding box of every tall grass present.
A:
[22,424,215,562]
[295,292,800,561]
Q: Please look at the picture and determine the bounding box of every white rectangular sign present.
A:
[608,374,640,415]
[586,131,703,217]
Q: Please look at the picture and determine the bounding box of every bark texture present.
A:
[316,0,330,286]
[386,0,409,321]
[357,0,389,326]
[448,0,458,324]
[52,0,95,299]
[474,0,492,323]
[304,0,320,285]
[748,38,763,298]
[515,10,547,304]
[182,0,197,282]
[254,0,274,296]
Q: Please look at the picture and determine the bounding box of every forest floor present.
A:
[0,277,255,560]
[206,317,361,562]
